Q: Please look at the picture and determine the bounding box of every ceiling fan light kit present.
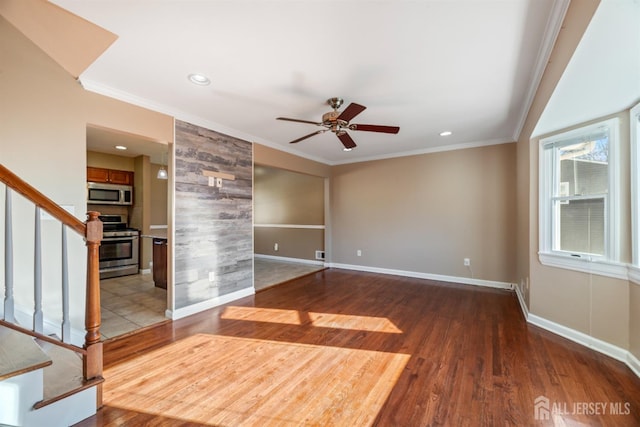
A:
[277,97,400,150]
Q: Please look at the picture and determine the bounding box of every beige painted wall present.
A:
[253,146,330,262]
[130,156,151,270]
[0,13,172,342]
[631,285,640,358]
[254,165,324,224]
[254,144,331,178]
[86,151,135,171]
[529,111,632,349]
[254,165,324,261]
[330,143,517,283]
[150,163,168,226]
[254,228,324,260]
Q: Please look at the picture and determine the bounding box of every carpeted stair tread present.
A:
[34,338,86,404]
[0,325,51,381]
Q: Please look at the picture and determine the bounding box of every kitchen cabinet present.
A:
[152,238,167,289]
[87,167,133,185]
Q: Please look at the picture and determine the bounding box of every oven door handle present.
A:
[102,236,138,242]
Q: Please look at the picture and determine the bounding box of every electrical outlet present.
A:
[208,271,215,282]
[208,176,215,186]
[463,258,470,266]
[357,249,362,257]
[274,243,279,251]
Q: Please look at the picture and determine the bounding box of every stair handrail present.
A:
[0,165,86,234]
[0,164,103,397]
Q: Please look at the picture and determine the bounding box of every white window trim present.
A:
[631,102,640,285]
[539,117,622,279]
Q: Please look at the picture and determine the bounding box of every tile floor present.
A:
[100,258,326,340]
[100,274,168,340]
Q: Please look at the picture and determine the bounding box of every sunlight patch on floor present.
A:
[221,306,403,333]
[308,312,403,333]
[221,306,302,325]
[103,334,410,426]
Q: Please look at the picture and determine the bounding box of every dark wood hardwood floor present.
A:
[76,269,640,426]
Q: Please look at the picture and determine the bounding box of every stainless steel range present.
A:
[99,214,139,279]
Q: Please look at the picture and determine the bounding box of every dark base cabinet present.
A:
[152,238,167,289]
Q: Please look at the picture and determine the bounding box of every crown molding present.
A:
[512,0,571,142]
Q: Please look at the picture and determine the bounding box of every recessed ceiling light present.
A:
[188,73,210,86]
[439,131,452,136]
[115,145,127,150]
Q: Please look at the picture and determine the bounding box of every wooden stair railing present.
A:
[0,163,103,407]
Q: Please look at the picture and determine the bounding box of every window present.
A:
[539,118,623,277]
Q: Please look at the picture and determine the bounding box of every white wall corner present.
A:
[514,282,529,320]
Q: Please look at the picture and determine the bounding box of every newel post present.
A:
[84,211,103,405]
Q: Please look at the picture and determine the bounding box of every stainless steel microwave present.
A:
[87,182,133,205]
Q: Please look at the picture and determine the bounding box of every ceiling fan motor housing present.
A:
[322,110,340,124]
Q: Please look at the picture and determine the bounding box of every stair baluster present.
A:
[61,224,70,343]
[34,206,44,334]
[4,188,15,323]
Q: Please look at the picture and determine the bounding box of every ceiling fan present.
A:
[277,97,400,150]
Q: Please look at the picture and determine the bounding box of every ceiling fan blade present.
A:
[337,103,366,122]
[337,131,357,149]
[277,117,323,126]
[289,130,326,144]
[349,124,400,134]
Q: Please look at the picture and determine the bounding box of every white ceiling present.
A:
[54,0,565,165]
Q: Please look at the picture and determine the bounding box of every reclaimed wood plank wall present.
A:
[174,120,253,309]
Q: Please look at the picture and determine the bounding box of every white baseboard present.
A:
[528,314,629,362]
[329,262,515,290]
[627,351,640,378]
[514,283,529,320]
[255,253,326,266]
[166,286,255,320]
[139,268,151,275]
[524,313,640,380]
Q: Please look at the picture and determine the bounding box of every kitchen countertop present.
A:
[141,227,167,240]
